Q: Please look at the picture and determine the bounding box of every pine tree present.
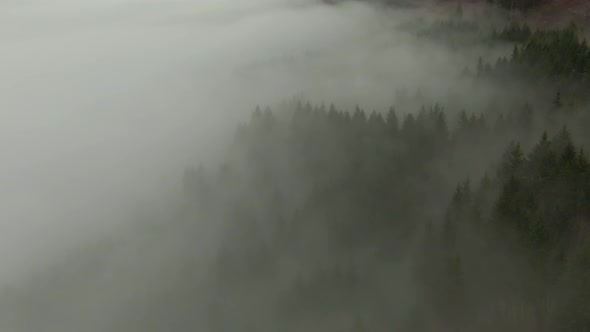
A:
[353,105,367,123]
[435,110,449,143]
[386,106,400,137]
[528,131,556,180]
[560,141,578,170]
[498,141,525,180]
[402,113,416,138]
[552,126,573,154]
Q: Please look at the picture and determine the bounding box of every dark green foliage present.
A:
[415,16,481,48]
[179,20,590,331]
[489,23,590,85]
[185,95,590,331]
[245,88,590,329]
[439,130,590,329]
[496,0,543,11]
[494,22,532,42]
[386,106,399,137]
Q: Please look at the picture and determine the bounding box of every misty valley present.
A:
[2,0,590,331]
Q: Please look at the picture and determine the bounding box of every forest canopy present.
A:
[177,16,590,331]
[3,2,590,332]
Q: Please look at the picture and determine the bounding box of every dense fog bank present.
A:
[3,0,590,331]
[0,0,482,282]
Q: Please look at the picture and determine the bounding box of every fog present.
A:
[0,0,333,279]
[0,0,458,279]
[0,0,506,330]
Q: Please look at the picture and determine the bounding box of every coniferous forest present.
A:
[179,14,590,332]
[4,2,590,332]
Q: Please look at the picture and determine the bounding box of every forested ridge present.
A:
[179,19,590,332]
[4,3,590,332]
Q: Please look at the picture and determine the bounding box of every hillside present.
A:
[3,1,590,331]
[378,0,590,29]
[530,0,590,27]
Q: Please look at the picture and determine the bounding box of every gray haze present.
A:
[0,0,506,330]
[0,0,467,280]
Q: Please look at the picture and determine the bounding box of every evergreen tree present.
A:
[386,106,399,136]
[497,141,525,180]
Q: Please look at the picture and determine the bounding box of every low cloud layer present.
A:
[0,0,470,281]
[0,1,509,330]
